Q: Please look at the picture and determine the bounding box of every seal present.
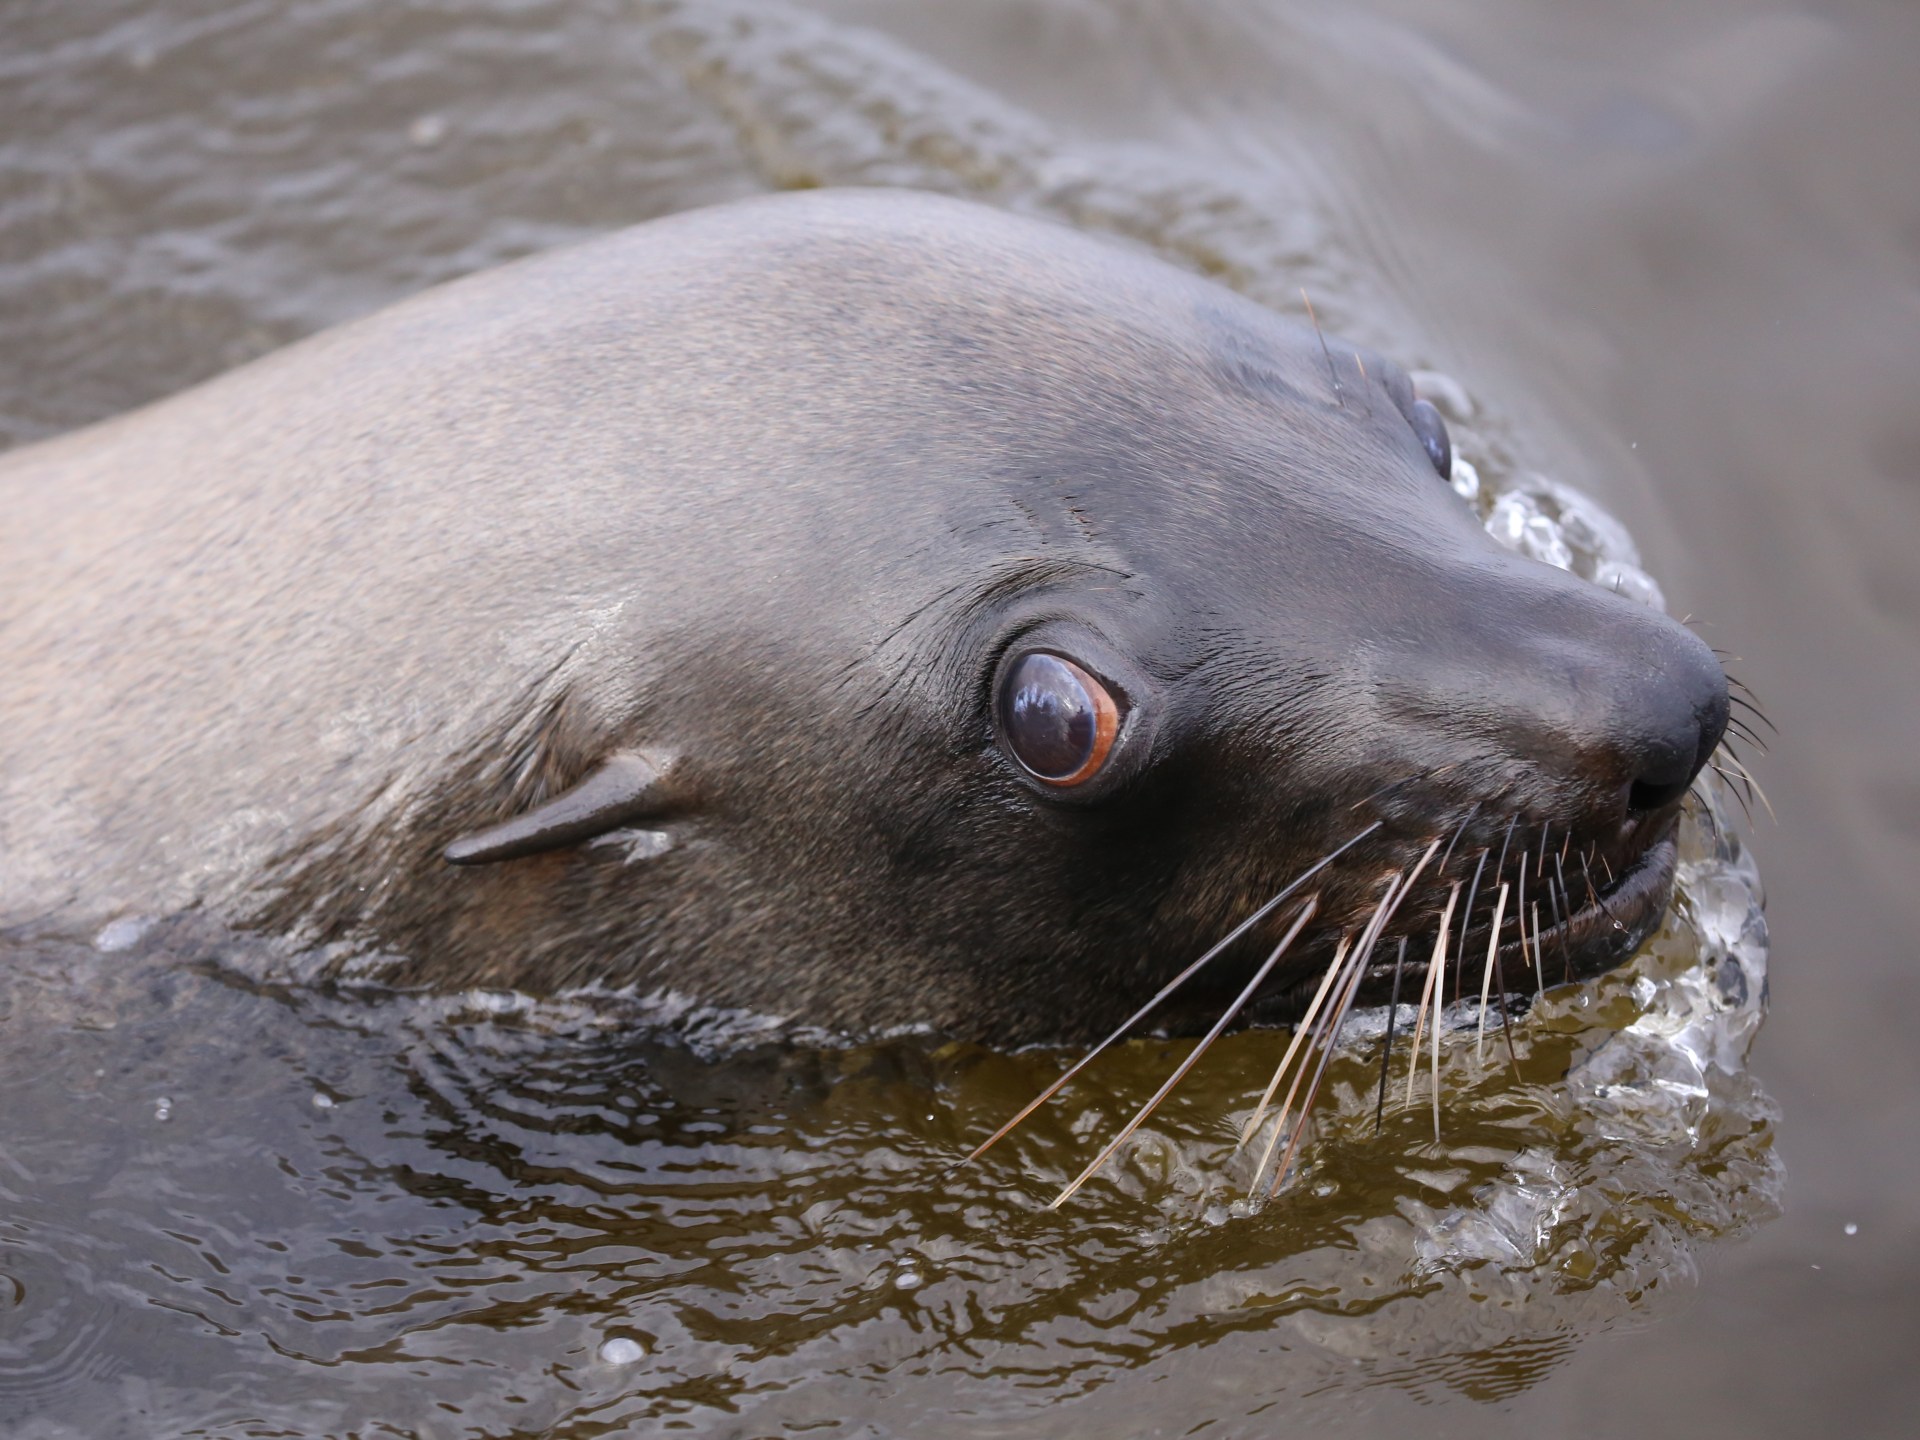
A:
[0,189,1728,1047]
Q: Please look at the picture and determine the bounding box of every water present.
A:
[3,1,1916,1435]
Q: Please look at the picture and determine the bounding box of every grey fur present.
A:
[0,191,1725,1042]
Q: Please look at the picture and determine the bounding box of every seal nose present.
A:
[1617,627,1730,816]
[1379,570,1733,825]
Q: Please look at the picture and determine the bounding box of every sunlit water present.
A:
[0,1,1794,1435]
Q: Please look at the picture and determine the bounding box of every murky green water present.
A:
[3,1,1916,1436]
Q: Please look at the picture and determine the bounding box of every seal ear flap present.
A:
[443,749,677,866]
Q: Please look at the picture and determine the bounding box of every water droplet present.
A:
[1521,514,1575,570]
[409,114,448,147]
[893,1265,923,1291]
[1591,561,1665,611]
[311,1093,336,1110]
[597,1335,646,1365]
[153,1096,172,1122]
[94,916,152,953]
[1844,1222,1859,1236]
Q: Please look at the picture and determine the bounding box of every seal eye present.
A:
[997,652,1122,786]
[1409,397,1453,480]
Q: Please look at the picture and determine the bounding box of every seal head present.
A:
[0,190,1726,1043]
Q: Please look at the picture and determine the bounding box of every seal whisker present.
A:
[1716,749,1776,821]
[1349,766,1445,814]
[1475,880,1511,1064]
[1267,946,1373,1196]
[1257,925,1375,1197]
[1455,848,1489,1011]
[1516,845,1534,990]
[1728,690,1777,734]
[1301,288,1343,408]
[1257,837,1442,1192]
[1373,935,1409,1134]
[1047,898,1321,1209]
[1552,850,1576,953]
[1582,864,1622,933]
[1724,717,1769,755]
[1543,856,1574,971]
[1489,918,1521,1080]
[1481,815,1521,1003]
[1239,934,1352,1151]
[1439,802,1481,877]
[1689,783,1725,842]
[1547,869,1569,983]
[965,822,1383,1164]
[1710,762,1758,825]
[1405,880,1464,1108]
[1427,888,1459,1144]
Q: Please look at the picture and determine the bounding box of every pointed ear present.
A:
[443,749,678,865]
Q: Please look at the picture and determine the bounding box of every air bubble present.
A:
[597,1335,647,1365]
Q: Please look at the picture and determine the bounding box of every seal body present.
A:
[0,191,1726,1043]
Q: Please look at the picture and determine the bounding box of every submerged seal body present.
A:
[0,190,1726,1044]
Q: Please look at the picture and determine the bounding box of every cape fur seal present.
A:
[0,189,1727,1045]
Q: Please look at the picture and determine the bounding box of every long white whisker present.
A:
[1430,918,1444,1145]
[1238,936,1350,1148]
[1718,749,1776,822]
[965,821,1382,1164]
[1476,882,1510,1063]
[1403,882,1459,1138]
[1250,911,1382,1196]
[1403,882,1457,1107]
[1266,840,1444,1196]
[1258,837,1444,1196]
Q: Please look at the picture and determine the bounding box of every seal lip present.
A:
[1359,815,1683,999]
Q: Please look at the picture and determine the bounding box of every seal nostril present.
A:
[1626,692,1730,816]
[1627,773,1693,815]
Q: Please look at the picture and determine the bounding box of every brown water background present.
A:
[1,1,1917,1435]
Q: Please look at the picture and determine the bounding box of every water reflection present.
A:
[0,775,1772,1433]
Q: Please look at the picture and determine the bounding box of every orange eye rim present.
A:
[1015,653,1123,788]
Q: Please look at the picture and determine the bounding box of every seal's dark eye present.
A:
[997,652,1122,787]
[1409,397,1452,480]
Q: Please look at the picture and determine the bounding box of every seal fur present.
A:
[0,190,1728,1044]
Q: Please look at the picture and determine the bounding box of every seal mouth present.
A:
[968,801,1705,1208]
[1355,815,1681,1006]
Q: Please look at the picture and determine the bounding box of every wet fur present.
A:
[0,191,1725,1046]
